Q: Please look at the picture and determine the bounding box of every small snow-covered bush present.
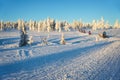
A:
[60,33,66,45]
[28,36,33,45]
[41,37,48,45]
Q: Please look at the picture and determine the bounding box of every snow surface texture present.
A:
[0,29,120,80]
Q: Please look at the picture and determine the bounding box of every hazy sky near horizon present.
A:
[0,0,120,24]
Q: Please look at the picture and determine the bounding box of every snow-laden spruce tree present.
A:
[19,22,29,47]
[104,21,110,29]
[114,20,120,28]
[6,21,10,30]
[29,20,35,31]
[27,36,33,45]
[56,21,62,32]
[51,19,56,31]
[58,22,62,32]
[38,21,43,32]
[60,33,66,45]
[0,21,3,31]
[72,20,80,30]
[79,19,83,28]
[18,19,22,30]
[32,21,35,31]
[47,25,51,32]
[47,17,56,31]
[41,36,48,46]
[98,17,105,29]
[42,20,47,32]
[55,21,60,31]
[92,20,97,30]
[47,19,51,32]
[47,17,51,32]
[64,23,70,31]
[29,20,32,30]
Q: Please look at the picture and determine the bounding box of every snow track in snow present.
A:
[0,29,120,80]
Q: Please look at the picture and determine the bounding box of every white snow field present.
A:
[0,29,120,80]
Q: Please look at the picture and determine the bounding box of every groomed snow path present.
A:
[0,29,120,80]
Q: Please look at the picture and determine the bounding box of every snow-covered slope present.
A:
[0,29,120,80]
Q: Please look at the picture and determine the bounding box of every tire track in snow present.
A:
[0,40,113,80]
[93,41,120,80]
[37,41,115,80]
[39,41,120,80]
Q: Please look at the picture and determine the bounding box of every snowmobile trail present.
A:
[0,41,112,75]
[1,39,120,80]
[0,29,120,80]
[38,40,120,80]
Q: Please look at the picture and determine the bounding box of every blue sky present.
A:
[0,0,120,24]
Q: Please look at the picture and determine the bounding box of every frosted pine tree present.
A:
[47,25,51,32]
[95,35,99,41]
[60,33,66,45]
[64,22,70,31]
[58,22,62,32]
[32,21,35,31]
[28,36,33,45]
[19,24,29,47]
[55,21,59,31]
[92,20,97,30]
[41,37,48,46]
[104,21,110,29]
[37,21,41,32]
[99,17,105,29]
[79,19,83,28]
[29,20,32,30]
[114,20,119,28]
[18,19,22,30]
[0,21,3,31]
[47,21,51,32]
[42,21,47,32]
[72,20,79,30]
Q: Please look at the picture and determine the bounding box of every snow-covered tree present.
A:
[29,20,35,31]
[99,17,105,29]
[27,36,33,45]
[32,21,35,31]
[95,35,99,41]
[79,19,83,28]
[42,20,47,32]
[29,20,32,30]
[37,21,41,32]
[47,18,51,32]
[55,21,62,32]
[58,22,62,32]
[0,21,3,31]
[55,21,59,31]
[92,20,97,30]
[60,33,66,45]
[13,22,18,29]
[41,37,48,45]
[47,25,51,32]
[64,22,70,31]
[114,20,120,28]
[72,20,79,30]
[18,19,22,30]
[51,19,56,31]
[104,21,110,29]
[19,23,29,47]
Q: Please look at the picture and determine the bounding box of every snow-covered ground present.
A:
[0,29,120,80]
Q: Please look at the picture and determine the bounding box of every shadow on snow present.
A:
[0,41,114,76]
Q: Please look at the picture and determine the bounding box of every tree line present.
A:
[0,17,120,32]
